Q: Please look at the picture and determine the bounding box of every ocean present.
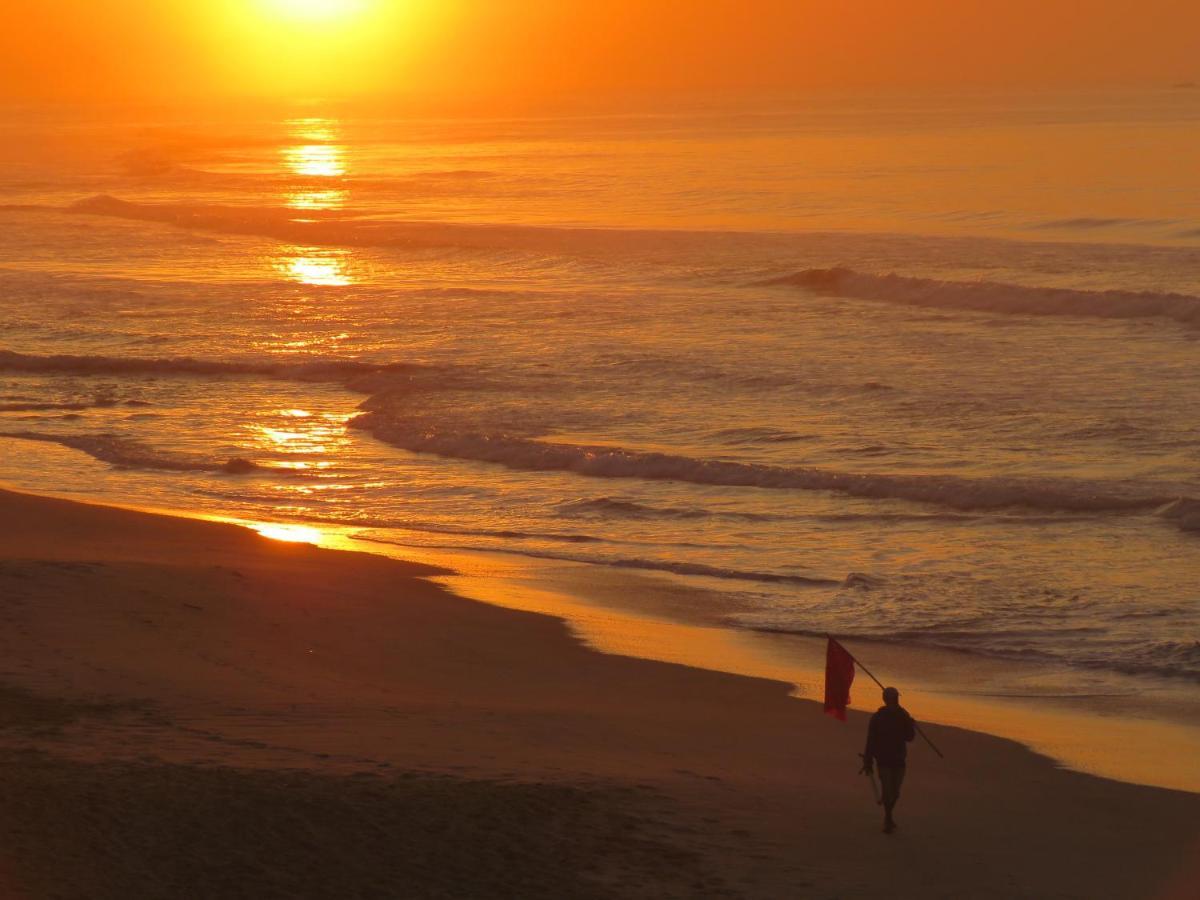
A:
[2,89,1198,745]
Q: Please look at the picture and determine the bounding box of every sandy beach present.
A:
[0,486,1194,899]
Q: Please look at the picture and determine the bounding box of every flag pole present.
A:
[826,634,945,759]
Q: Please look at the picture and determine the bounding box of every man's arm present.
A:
[904,711,916,743]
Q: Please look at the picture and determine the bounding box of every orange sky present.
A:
[1,1,1197,106]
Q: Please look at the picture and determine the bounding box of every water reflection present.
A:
[281,248,352,286]
[282,117,348,210]
[285,143,346,177]
[256,523,324,544]
[257,412,347,458]
[288,117,340,143]
[277,117,358,283]
[288,188,349,210]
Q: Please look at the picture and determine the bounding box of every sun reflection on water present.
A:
[287,117,339,143]
[274,119,358,285]
[283,143,346,178]
[287,188,349,210]
[282,250,352,286]
[249,410,352,475]
[256,523,324,544]
[282,117,349,210]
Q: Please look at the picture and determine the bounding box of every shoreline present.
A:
[5,473,1199,795]
[1,485,1198,897]
[423,546,1200,794]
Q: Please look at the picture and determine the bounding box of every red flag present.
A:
[824,637,855,720]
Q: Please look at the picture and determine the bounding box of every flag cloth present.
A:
[823,637,856,720]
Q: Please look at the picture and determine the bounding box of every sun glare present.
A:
[283,252,353,286]
[209,0,436,98]
[256,523,324,544]
[265,0,368,22]
[284,144,347,177]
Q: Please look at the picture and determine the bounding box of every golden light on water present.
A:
[283,251,352,286]
[251,411,352,468]
[284,143,346,178]
[261,427,312,445]
[288,117,339,142]
[287,189,349,210]
[255,523,324,544]
[276,118,355,275]
[258,423,337,455]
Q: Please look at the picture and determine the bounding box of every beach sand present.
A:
[0,487,1196,899]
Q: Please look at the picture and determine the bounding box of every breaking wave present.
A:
[353,413,1192,516]
[7,348,1197,530]
[763,267,1200,328]
[0,349,439,387]
[0,401,97,412]
[555,496,784,521]
[356,534,838,586]
[67,195,654,254]
[0,431,259,474]
[738,622,1200,681]
[1157,497,1200,532]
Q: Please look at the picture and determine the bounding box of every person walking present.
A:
[860,686,915,834]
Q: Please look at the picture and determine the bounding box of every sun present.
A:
[213,0,434,98]
[265,0,369,23]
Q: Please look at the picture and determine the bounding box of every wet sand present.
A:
[0,487,1196,898]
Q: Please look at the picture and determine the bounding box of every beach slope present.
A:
[0,488,1196,898]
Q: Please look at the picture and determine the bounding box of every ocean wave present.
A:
[0,401,96,412]
[0,349,439,388]
[64,194,791,259]
[353,413,1192,516]
[67,195,600,253]
[366,520,604,544]
[0,431,258,474]
[736,623,1200,681]
[355,534,838,586]
[762,267,1200,328]
[1032,217,1176,231]
[1106,640,1200,680]
[1157,497,1200,532]
[713,426,813,445]
[554,496,787,522]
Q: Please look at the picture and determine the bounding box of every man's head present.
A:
[882,686,900,706]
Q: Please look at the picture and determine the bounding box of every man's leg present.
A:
[878,766,905,832]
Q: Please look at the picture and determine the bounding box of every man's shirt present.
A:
[863,704,916,767]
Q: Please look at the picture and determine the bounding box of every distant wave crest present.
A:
[762,267,1200,327]
[67,195,631,254]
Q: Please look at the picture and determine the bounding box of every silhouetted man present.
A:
[860,686,915,834]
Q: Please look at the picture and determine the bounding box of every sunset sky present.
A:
[2,0,1198,106]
